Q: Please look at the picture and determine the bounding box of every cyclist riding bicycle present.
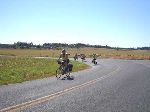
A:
[80,54,86,62]
[58,49,72,74]
[74,53,78,60]
[92,53,98,64]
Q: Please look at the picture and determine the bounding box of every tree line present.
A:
[0,41,149,50]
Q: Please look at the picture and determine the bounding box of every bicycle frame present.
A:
[56,61,70,79]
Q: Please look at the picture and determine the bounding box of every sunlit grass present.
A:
[0,48,150,60]
[0,57,88,85]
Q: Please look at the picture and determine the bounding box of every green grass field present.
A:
[0,57,88,85]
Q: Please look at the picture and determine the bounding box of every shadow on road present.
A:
[61,76,75,80]
[92,63,99,66]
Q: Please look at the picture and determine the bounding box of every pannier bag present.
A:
[68,64,73,71]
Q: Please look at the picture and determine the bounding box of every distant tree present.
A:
[36,44,42,49]
[12,43,17,49]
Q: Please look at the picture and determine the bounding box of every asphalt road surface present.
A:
[0,59,150,112]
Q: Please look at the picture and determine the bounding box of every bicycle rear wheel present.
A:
[56,68,62,79]
[66,71,70,77]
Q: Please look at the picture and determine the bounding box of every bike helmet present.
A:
[61,49,66,54]
[62,49,66,52]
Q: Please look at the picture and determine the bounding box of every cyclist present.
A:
[80,54,86,62]
[74,53,78,60]
[92,53,97,64]
[58,49,72,74]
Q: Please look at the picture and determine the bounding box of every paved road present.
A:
[0,59,150,112]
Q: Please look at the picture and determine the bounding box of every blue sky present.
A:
[0,0,150,47]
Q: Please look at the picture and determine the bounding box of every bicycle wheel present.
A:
[64,67,70,77]
[56,68,62,79]
[66,71,70,77]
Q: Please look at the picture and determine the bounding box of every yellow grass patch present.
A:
[0,48,150,60]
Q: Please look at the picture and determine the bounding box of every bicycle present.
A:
[56,60,70,79]
[80,54,86,62]
[74,56,78,61]
[92,58,97,65]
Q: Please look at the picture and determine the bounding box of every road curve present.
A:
[0,59,150,112]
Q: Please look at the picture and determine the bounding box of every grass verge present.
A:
[0,57,89,85]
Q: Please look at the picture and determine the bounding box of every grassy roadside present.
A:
[0,57,89,85]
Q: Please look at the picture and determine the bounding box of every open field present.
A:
[0,57,88,85]
[0,48,149,85]
[0,48,150,60]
